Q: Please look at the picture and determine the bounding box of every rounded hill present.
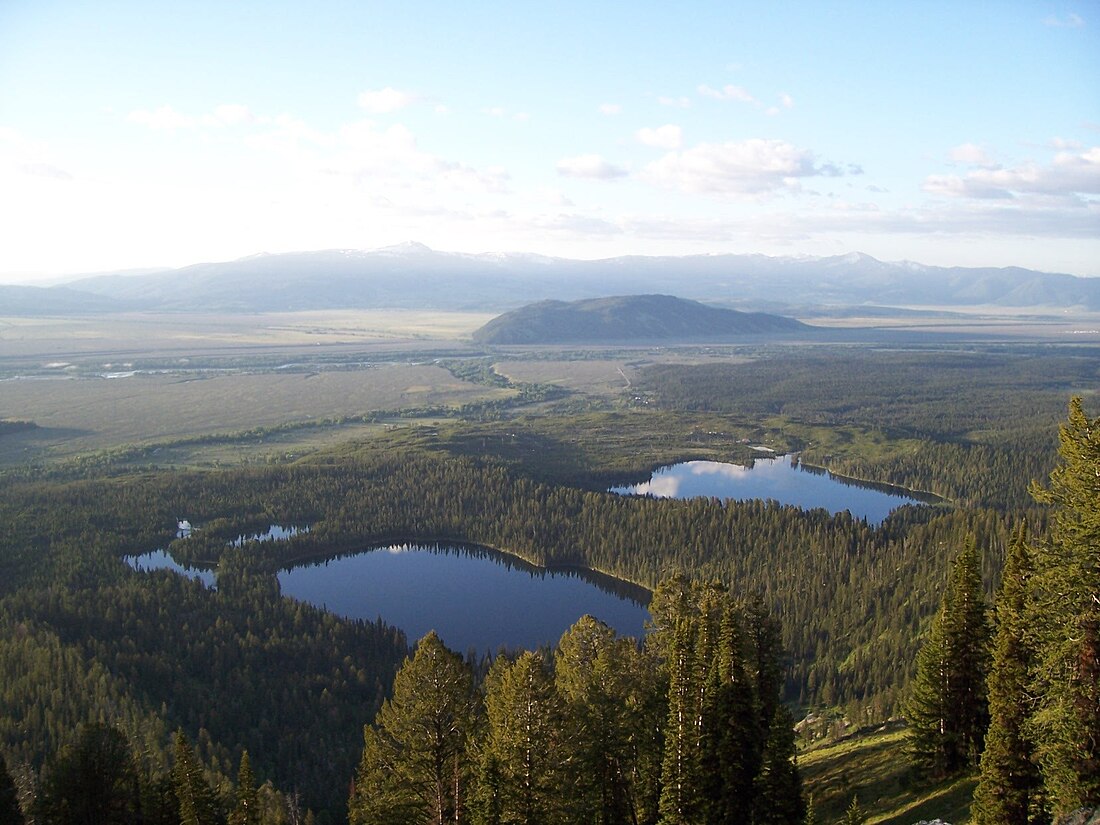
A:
[471,294,810,344]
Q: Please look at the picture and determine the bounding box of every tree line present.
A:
[635,347,1095,509]
[906,397,1099,822]
[350,577,802,825]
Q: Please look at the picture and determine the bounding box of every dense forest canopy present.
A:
[0,342,1095,823]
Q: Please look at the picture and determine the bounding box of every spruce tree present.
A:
[229,751,259,825]
[1027,397,1100,813]
[752,705,805,825]
[658,610,702,825]
[35,723,142,825]
[477,651,564,825]
[555,615,653,825]
[172,730,219,825]
[700,602,759,825]
[349,631,477,825]
[905,537,991,777]
[972,526,1047,825]
[842,794,865,825]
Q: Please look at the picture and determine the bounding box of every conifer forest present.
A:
[0,341,1097,824]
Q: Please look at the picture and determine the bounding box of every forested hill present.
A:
[471,294,810,344]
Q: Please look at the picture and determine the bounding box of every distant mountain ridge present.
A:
[3,244,1098,315]
[472,295,809,344]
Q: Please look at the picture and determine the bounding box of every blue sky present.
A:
[1,0,1097,282]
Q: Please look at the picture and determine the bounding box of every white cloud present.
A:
[356,87,418,114]
[698,83,757,104]
[556,154,628,180]
[211,103,252,125]
[924,146,1100,199]
[636,124,682,149]
[657,95,692,109]
[1042,12,1085,27]
[780,93,794,109]
[329,120,510,193]
[643,139,847,196]
[948,142,997,168]
[599,103,623,116]
[127,105,196,131]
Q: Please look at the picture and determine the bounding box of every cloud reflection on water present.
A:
[611,457,922,525]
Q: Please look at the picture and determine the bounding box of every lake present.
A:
[609,455,926,524]
[128,542,650,654]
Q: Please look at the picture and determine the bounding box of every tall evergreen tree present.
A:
[658,609,703,825]
[972,526,1047,825]
[349,631,478,825]
[842,795,865,825]
[555,615,662,825]
[172,730,220,825]
[905,537,991,777]
[35,723,142,825]
[752,705,805,825]
[1027,397,1100,814]
[700,602,759,825]
[476,651,564,825]
[229,751,259,825]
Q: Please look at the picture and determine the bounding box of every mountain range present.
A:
[3,243,1098,315]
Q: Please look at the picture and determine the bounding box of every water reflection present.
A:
[610,456,925,524]
[128,540,650,654]
[278,544,649,654]
[128,549,216,588]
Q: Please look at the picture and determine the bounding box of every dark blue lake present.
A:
[278,545,649,654]
[128,543,650,654]
[609,456,927,524]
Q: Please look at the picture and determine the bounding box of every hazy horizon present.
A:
[4,242,1099,291]
[2,2,1097,283]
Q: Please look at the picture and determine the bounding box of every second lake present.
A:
[609,455,927,524]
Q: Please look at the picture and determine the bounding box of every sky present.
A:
[0,0,1098,284]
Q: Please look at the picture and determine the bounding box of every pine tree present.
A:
[842,794,865,825]
[700,602,759,825]
[752,705,805,825]
[658,610,703,825]
[1027,397,1100,814]
[172,730,220,825]
[34,723,142,825]
[477,651,564,825]
[555,615,662,825]
[905,537,991,777]
[349,631,477,825]
[229,751,259,825]
[972,526,1047,825]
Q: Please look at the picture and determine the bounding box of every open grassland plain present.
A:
[0,309,494,358]
[802,304,1100,341]
[800,726,977,824]
[0,365,514,466]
